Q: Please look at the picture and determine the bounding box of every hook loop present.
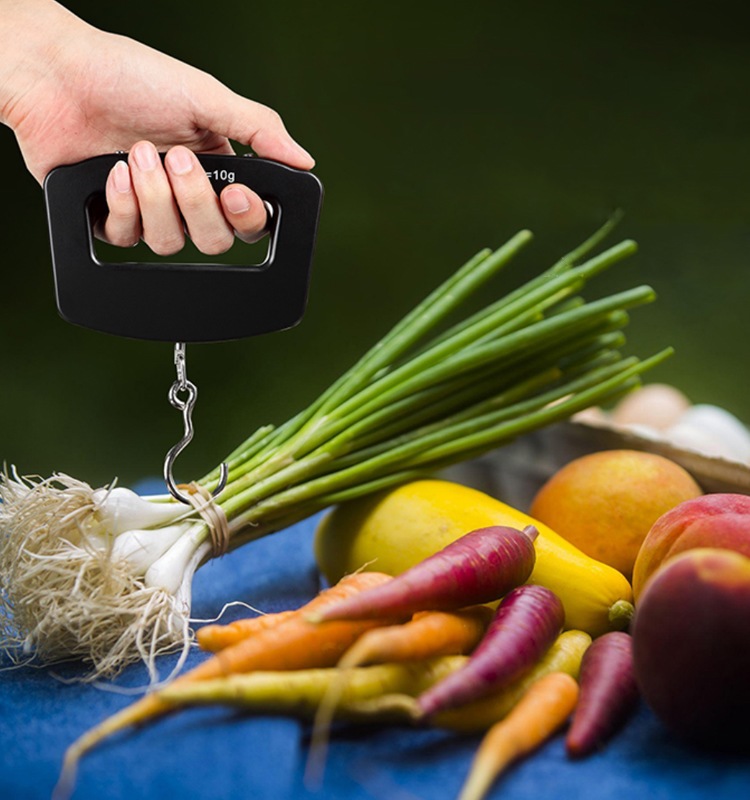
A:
[163,343,228,505]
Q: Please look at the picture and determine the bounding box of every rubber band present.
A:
[177,482,231,557]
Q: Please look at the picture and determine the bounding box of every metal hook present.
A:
[163,343,228,504]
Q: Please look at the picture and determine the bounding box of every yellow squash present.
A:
[314,479,633,637]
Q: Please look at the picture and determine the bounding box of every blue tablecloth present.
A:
[2,492,750,800]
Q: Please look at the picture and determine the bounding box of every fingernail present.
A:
[112,160,131,193]
[292,140,315,165]
[132,141,159,171]
[223,187,251,214]
[166,147,193,176]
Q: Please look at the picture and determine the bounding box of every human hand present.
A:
[0,1,314,255]
[99,143,283,255]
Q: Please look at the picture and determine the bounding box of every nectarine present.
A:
[632,548,750,751]
[632,493,750,599]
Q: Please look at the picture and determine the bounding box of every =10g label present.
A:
[205,168,236,184]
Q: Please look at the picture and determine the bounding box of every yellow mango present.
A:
[314,479,633,637]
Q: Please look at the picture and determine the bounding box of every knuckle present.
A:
[252,104,283,133]
[135,184,171,209]
[107,205,138,224]
[241,230,269,245]
[197,231,234,256]
[177,185,213,214]
[266,108,283,127]
[109,232,140,248]
[103,216,141,248]
[148,234,185,257]
[236,221,266,243]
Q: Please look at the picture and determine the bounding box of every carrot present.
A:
[305,605,494,785]
[565,630,639,758]
[416,584,565,718]
[430,629,590,733]
[338,606,493,669]
[196,609,296,652]
[196,570,389,652]
[54,571,393,800]
[312,525,538,623]
[457,672,580,800]
[360,629,590,731]
[157,656,464,718]
[182,573,396,685]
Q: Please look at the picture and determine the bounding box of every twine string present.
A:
[178,482,230,557]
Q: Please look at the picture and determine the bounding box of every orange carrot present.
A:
[457,672,579,800]
[196,609,296,652]
[185,572,395,682]
[338,606,493,669]
[305,605,493,783]
[189,611,393,682]
[54,571,393,800]
[196,571,390,652]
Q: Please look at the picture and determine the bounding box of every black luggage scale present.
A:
[44,153,323,502]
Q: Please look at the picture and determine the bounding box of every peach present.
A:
[632,494,750,599]
[631,548,750,751]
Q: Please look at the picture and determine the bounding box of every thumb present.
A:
[198,82,315,170]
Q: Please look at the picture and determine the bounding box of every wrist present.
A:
[0,1,89,128]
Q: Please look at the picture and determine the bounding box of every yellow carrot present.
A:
[158,657,463,717]
[457,672,579,800]
[306,606,492,784]
[431,629,589,733]
[355,630,590,733]
[55,571,393,800]
[338,606,493,668]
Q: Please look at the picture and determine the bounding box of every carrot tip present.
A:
[414,695,438,721]
[564,738,586,759]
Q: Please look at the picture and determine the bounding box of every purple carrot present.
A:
[416,584,565,718]
[311,526,538,623]
[565,631,639,758]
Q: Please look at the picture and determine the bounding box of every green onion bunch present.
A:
[0,219,671,679]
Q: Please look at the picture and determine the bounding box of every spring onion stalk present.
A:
[0,222,671,680]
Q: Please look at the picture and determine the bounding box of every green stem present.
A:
[314,232,531,414]
[281,286,651,466]
[225,347,671,534]
[188,222,670,550]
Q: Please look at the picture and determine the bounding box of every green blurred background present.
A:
[2,0,749,487]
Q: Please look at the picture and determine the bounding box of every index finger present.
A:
[195,82,315,170]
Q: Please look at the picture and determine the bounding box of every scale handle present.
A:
[44,153,323,342]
